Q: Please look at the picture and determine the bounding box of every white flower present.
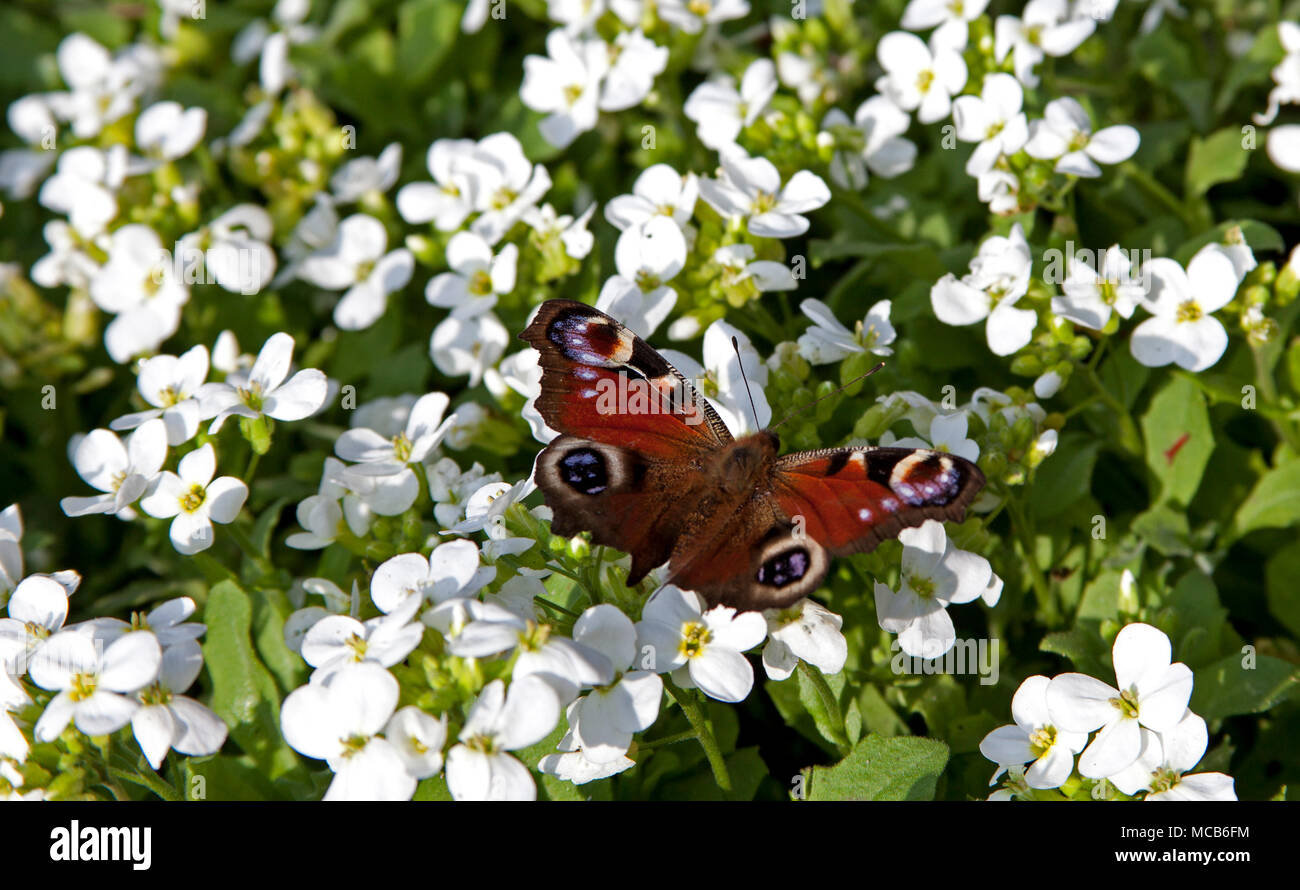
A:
[0,575,72,677]
[0,504,23,596]
[177,204,277,294]
[31,630,161,741]
[0,96,58,199]
[135,101,206,164]
[874,520,993,658]
[231,0,316,94]
[1129,245,1238,373]
[29,221,101,291]
[603,215,687,318]
[285,458,373,549]
[61,419,167,518]
[89,224,189,364]
[595,278,678,341]
[330,142,402,203]
[600,30,668,112]
[1108,710,1236,801]
[821,96,916,191]
[199,331,329,432]
[426,232,518,319]
[714,243,797,294]
[336,392,455,481]
[605,163,698,231]
[384,706,448,780]
[1046,623,1194,779]
[1266,124,1300,173]
[1024,97,1139,178]
[657,0,749,34]
[980,675,1088,789]
[892,411,981,463]
[762,599,848,681]
[635,586,767,702]
[396,139,482,230]
[875,30,968,124]
[39,146,121,238]
[797,297,895,364]
[281,663,416,801]
[300,596,425,681]
[469,133,553,244]
[139,444,249,555]
[684,59,777,151]
[1254,21,1300,125]
[661,320,771,435]
[523,202,597,259]
[977,168,1023,214]
[520,30,609,149]
[699,156,830,239]
[901,0,990,46]
[930,223,1037,356]
[430,312,509,387]
[47,33,159,139]
[445,676,560,801]
[558,605,663,765]
[296,213,413,330]
[111,345,210,445]
[370,541,485,615]
[952,74,1029,176]
[1050,245,1145,330]
[130,639,227,769]
[994,0,1096,87]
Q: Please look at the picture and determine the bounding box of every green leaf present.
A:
[396,0,461,84]
[1185,128,1251,199]
[805,734,948,801]
[1159,571,1227,669]
[1190,654,1300,721]
[1141,375,1213,506]
[1265,542,1300,638]
[1028,433,1100,519]
[202,580,299,776]
[1173,220,1285,266]
[1132,504,1194,556]
[1234,459,1300,535]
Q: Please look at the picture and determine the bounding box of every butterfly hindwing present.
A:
[520,300,732,458]
[535,435,712,585]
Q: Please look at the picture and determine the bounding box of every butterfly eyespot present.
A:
[559,448,609,495]
[757,548,811,588]
[889,452,961,506]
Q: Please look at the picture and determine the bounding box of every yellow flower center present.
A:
[680,621,712,658]
[1028,725,1057,758]
[1109,688,1140,719]
[69,672,97,702]
[916,69,935,94]
[180,483,206,514]
[1176,300,1203,323]
[908,573,936,598]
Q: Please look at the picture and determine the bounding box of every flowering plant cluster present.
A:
[0,0,1298,802]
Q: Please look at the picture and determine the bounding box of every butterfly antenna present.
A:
[770,361,886,431]
[732,336,761,432]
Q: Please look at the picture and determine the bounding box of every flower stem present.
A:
[1006,497,1056,624]
[664,677,732,793]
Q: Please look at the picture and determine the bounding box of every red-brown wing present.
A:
[535,436,716,585]
[520,300,732,459]
[772,447,985,555]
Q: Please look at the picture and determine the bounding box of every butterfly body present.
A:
[522,300,985,612]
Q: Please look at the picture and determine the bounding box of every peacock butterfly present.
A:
[520,299,985,613]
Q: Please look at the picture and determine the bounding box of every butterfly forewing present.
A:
[520,300,732,457]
